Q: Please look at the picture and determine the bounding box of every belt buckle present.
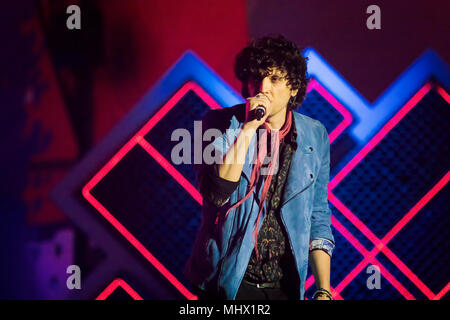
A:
[256,283,262,289]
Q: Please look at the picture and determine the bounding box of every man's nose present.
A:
[258,77,272,95]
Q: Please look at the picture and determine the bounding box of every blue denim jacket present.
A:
[184,104,335,300]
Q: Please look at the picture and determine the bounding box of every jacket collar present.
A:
[230,110,313,203]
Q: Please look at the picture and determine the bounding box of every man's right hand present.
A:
[244,93,272,130]
[217,94,271,181]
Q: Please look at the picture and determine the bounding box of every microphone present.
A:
[255,105,266,121]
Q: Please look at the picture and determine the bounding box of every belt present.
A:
[243,279,281,289]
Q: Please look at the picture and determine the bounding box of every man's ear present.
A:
[291,89,298,97]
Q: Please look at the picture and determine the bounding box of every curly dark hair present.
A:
[234,34,309,110]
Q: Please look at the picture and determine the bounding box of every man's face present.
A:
[247,67,298,116]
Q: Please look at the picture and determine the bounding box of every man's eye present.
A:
[271,76,279,81]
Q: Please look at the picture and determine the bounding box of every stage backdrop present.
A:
[1,0,448,299]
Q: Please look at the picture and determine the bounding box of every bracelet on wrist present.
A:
[312,288,333,300]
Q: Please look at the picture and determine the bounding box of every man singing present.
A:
[184,35,335,300]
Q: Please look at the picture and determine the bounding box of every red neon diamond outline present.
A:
[305,214,416,299]
[96,278,143,300]
[305,83,450,300]
[331,172,449,299]
[83,81,219,300]
[306,79,353,143]
[82,79,352,300]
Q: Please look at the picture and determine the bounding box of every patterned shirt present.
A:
[243,116,297,283]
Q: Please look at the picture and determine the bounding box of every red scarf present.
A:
[216,111,293,260]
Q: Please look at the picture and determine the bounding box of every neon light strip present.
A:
[436,85,450,104]
[378,173,449,299]
[330,83,432,190]
[305,48,450,142]
[83,81,223,300]
[137,138,202,204]
[331,172,448,298]
[135,81,221,139]
[383,171,449,245]
[83,188,195,300]
[329,215,415,299]
[304,211,415,299]
[96,278,144,300]
[432,283,450,300]
[329,85,450,299]
[307,79,353,143]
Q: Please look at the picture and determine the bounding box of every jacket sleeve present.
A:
[309,123,335,257]
[195,109,240,207]
[199,165,240,207]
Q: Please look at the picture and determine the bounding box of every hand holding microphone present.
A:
[245,93,272,130]
[255,106,266,121]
